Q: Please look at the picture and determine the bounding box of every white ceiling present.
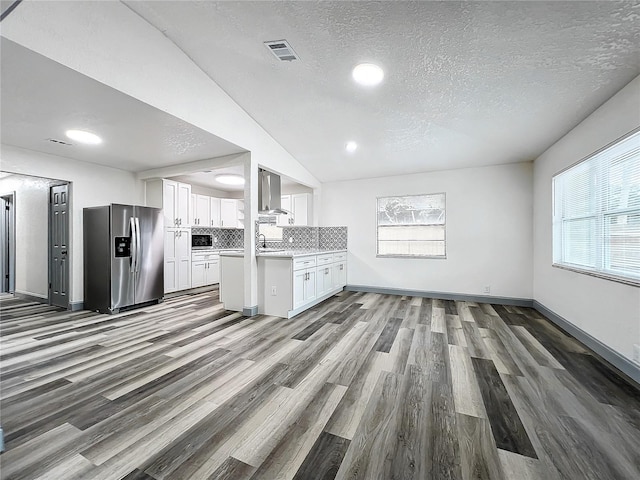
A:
[125,0,640,182]
[0,37,245,173]
[171,165,303,193]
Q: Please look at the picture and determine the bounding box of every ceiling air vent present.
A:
[46,138,72,146]
[264,40,299,62]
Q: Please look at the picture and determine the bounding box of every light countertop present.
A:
[219,249,347,258]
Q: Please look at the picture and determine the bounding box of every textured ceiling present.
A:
[0,38,245,172]
[126,0,640,182]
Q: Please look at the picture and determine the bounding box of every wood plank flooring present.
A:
[1,290,639,479]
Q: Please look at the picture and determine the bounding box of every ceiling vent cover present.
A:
[46,138,72,146]
[264,40,299,62]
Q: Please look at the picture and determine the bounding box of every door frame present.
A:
[0,192,16,294]
[48,182,71,309]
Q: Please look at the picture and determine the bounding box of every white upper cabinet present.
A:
[210,197,221,227]
[192,194,211,226]
[220,198,243,228]
[291,193,310,226]
[277,195,292,226]
[278,193,312,226]
[147,179,191,228]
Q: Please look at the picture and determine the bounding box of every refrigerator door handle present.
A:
[129,217,137,273]
[135,217,141,273]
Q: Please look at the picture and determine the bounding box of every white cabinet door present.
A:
[236,199,244,228]
[192,261,206,288]
[176,183,191,227]
[163,180,178,228]
[220,199,237,227]
[205,259,220,284]
[332,262,346,289]
[193,194,211,226]
[293,269,307,309]
[210,197,221,227]
[164,229,178,293]
[278,195,292,226]
[316,265,332,297]
[176,229,191,290]
[305,269,317,303]
[291,193,310,226]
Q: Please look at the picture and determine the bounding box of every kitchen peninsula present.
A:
[220,248,347,318]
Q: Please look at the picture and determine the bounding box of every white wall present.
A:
[533,75,640,361]
[1,144,143,304]
[321,163,533,299]
[1,0,320,190]
[0,174,53,298]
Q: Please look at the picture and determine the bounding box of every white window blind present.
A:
[552,129,640,284]
[377,193,446,258]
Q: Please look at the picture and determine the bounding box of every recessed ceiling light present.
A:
[352,63,384,86]
[216,174,245,186]
[65,129,102,145]
[346,141,358,153]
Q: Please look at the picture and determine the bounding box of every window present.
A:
[377,193,445,257]
[553,129,640,285]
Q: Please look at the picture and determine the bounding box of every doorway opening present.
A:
[0,172,71,308]
[0,192,15,294]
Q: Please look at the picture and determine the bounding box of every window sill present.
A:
[552,264,640,288]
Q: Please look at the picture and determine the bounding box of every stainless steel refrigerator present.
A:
[83,204,164,314]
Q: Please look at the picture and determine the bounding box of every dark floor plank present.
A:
[373,317,403,353]
[292,431,350,480]
[471,357,537,458]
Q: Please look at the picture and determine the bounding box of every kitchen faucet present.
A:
[258,234,267,248]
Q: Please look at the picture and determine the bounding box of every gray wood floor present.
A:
[1,290,639,480]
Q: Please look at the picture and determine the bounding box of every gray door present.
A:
[134,206,164,304]
[110,204,135,311]
[50,185,69,308]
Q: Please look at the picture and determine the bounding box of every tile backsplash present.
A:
[192,227,244,249]
[255,224,347,251]
[191,225,347,251]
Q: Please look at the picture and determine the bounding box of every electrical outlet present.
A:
[483,285,491,294]
[289,237,293,243]
[633,344,640,365]
[213,237,218,243]
[271,286,277,296]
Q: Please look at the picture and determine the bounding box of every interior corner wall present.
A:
[533,75,640,361]
[320,162,533,300]
[1,144,143,304]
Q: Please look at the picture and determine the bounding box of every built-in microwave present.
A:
[192,234,213,248]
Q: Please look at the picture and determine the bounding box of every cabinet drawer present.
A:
[293,255,317,271]
[332,252,347,262]
[192,253,219,262]
[316,254,333,266]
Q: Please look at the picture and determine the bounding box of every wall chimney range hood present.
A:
[258,168,289,215]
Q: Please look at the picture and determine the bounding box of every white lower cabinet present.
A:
[165,228,191,293]
[316,265,333,297]
[191,252,220,288]
[259,251,347,318]
[332,262,347,289]
[293,267,316,310]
